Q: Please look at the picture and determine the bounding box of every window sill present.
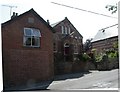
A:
[23,45,40,48]
[74,53,79,54]
[53,51,57,53]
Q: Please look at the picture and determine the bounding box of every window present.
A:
[64,43,69,55]
[23,28,41,47]
[53,43,57,52]
[65,26,68,34]
[68,27,71,34]
[61,26,70,34]
[28,17,34,23]
[74,44,78,54]
[61,26,65,34]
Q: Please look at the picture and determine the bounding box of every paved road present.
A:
[47,69,119,90]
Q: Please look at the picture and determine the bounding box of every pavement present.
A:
[5,71,91,91]
[5,69,119,91]
[48,69,118,90]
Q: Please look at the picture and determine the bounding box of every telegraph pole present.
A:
[2,5,17,17]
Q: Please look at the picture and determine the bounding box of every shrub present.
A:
[91,49,97,52]
[79,53,91,62]
[108,51,118,59]
[95,54,103,62]
[94,53,108,62]
[94,49,118,63]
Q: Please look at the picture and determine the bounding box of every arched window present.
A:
[64,43,70,55]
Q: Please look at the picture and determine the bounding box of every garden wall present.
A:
[54,61,87,75]
[97,58,119,70]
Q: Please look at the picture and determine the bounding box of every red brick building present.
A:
[51,17,83,62]
[92,36,118,53]
[2,9,54,89]
[91,24,118,54]
[51,17,83,74]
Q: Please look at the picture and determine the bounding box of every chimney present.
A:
[47,20,50,25]
[11,12,18,19]
[65,17,67,19]
[16,13,18,16]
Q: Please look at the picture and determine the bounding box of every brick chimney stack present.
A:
[11,12,18,19]
[47,20,50,25]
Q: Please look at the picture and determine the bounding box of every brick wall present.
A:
[53,18,83,57]
[92,36,118,53]
[2,10,54,88]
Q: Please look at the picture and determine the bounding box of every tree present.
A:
[105,4,117,14]
[83,38,92,52]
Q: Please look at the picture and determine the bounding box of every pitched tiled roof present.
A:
[92,24,118,42]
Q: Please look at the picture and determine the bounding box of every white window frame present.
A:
[61,26,64,34]
[68,27,71,34]
[65,26,68,34]
[23,28,41,47]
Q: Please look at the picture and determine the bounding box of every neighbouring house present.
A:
[2,9,54,90]
[51,17,83,61]
[91,24,118,70]
[91,24,118,54]
[51,17,83,74]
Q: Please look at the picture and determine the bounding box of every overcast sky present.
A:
[0,0,118,42]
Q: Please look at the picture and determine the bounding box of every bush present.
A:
[94,49,118,63]
[79,53,91,62]
[107,51,118,59]
[95,54,103,62]
[95,53,107,62]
